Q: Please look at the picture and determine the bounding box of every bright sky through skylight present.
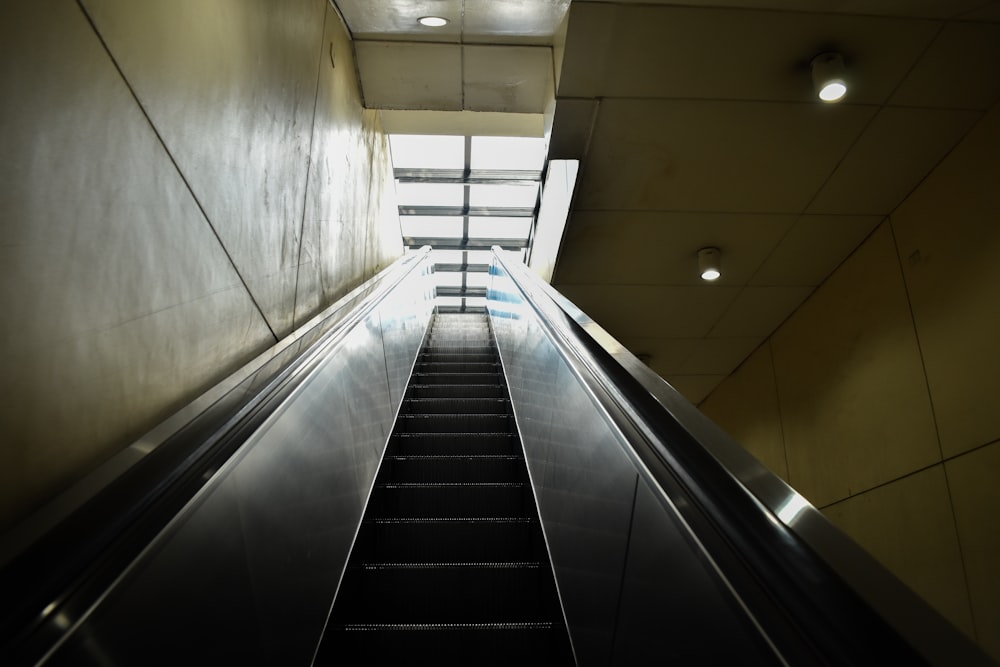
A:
[389,135,465,170]
[468,183,539,208]
[471,136,546,171]
[389,133,546,312]
[396,182,465,207]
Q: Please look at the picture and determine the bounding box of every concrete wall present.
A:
[0,0,401,532]
[701,103,1000,658]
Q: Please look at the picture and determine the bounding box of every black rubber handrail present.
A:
[489,248,994,666]
[0,248,432,666]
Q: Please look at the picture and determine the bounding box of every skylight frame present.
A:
[390,133,546,313]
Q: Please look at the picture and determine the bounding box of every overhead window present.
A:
[389,134,546,313]
[389,135,465,170]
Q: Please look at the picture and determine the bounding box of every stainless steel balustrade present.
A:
[2,249,436,666]
[486,247,994,666]
[5,243,995,666]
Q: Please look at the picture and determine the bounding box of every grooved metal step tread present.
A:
[385,455,520,460]
[389,433,520,456]
[416,362,500,373]
[367,484,534,518]
[329,566,563,622]
[376,456,527,484]
[375,482,525,489]
[421,345,497,355]
[401,398,509,415]
[356,562,541,571]
[366,517,535,524]
[420,353,497,363]
[352,518,545,563]
[407,384,506,399]
[339,621,555,631]
[395,413,513,433]
[409,372,502,385]
[316,624,575,666]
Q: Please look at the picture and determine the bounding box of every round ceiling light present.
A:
[418,16,448,27]
[698,247,721,282]
[811,52,848,103]
[818,80,847,102]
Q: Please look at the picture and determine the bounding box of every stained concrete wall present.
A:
[701,103,1000,659]
[0,0,401,531]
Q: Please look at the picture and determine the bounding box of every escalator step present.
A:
[410,372,502,385]
[400,398,509,415]
[406,384,506,399]
[316,624,574,666]
[390,433,520,456]
[416,362,500,374]
[377,455,524,484]
[395,414,513,433]
[421,345,496,356]
[329,563,561,623]
[320,313,574,666]
[367,484,534,518]
[351,517,545,563]
[419,352,497,363]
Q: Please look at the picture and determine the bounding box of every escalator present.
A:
[0,248,993,666]
[316,313,573,664]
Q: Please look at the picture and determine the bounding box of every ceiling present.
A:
[332,0,1000,403]
[335,0,569,113]
[549,0,1000,403]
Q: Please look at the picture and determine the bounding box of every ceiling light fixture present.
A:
[698,247,721,282]
[811,52,848,103]
[418,16,448,27]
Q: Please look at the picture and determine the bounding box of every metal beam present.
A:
[395,168,542,184]
[399,206,535,218]
[404,238,527,251]
[435,286,488,298]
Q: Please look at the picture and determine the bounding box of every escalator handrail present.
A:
[0,247,432,665]
[489,247,993,666]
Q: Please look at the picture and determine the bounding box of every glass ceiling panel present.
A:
[465,272,490,288]
[471,136,546,171]
[433,272,463,288]
[468,183,538,209]
[396,182,465,207]
[468,217,532,240]
[390,132,546,313]
[462,250,495,265]
[390,135,465,170]
[427,249,464,265]
[399,216,464,239]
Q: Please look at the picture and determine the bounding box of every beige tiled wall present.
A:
[701,103,1000,658]
[0,1,401,531]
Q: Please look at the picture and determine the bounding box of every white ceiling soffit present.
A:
[335,0,571,45]
[380,110,545,137]
[336,1,566,112]
[355,42,554,113]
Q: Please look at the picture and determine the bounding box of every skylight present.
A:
[389,134,546,313]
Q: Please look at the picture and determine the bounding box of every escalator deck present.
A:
[315,312,575,665]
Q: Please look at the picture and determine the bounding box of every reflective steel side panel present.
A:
[610,478,777,665]
[489,288,636,665]
[45,303,432,664]
[488,262,780,667]
[379,265,434,409]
